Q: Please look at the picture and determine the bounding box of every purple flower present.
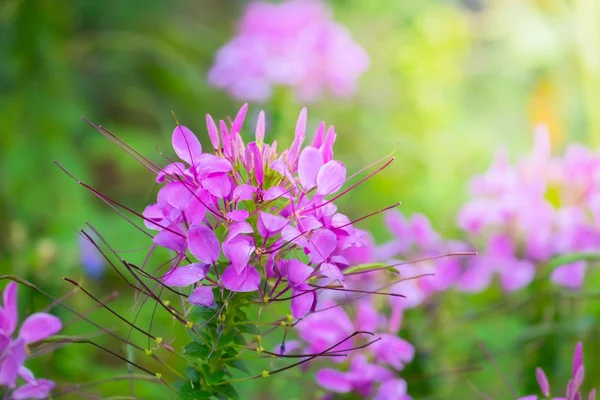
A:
[145,105,369,320]
[207,0,369,102]
[296,299,414,399]
[518,341,595,400]
[458,127,600,291]
[0,282,61,398]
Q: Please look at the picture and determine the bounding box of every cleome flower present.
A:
[518,341,596,400]
[457,126,600,291]
[295,298,414,399]
[207,0,369,102]
[0,282,62,399]
[144,104,372,318]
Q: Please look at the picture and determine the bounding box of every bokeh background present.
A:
[1,0,599,398]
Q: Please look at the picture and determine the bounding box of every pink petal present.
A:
[221,265,260,292]
[195,154,233,179]
[551,262,586,289]
[287,108,307,170]
[316,161,346,196]
[321,125,336,163]
[287,260,313,286]
[143,204,165,230]
[2,282,18,335]
[188,225,221,264]
[232,184,257,201]
[206,114,220,150]
[257,211,288,237]
[573,341,584,376]
[163,264,208,287]
[188,286,216,308]
[185,190,210,226]
[372,334,414,370]
[153,226,187,252]
[500,259,535,292]
[298,146,323,191]
[12,379,55,400]
[172,125,202,165]
[156,162,186,183]
[291,285,314,318]
[0,338,25,388]
[356,301,379,332]
[18,366,35,383]
[223,236,255,273]
[312,122,326,148]
[227,210,249,221]
[319,262,343,283]
[255,111,265,143]
[231,103,248,135]
[203,173,232,198]
[374,379,407,400]
[308,229,337,264]
[315,369,352,393]
[536,368,550,396]
[19,313,62,344]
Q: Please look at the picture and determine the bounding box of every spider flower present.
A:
[145,104,371,318]
[457,127,600,291]
[296,299,414,399]
[0,282,62,399]
[207,0,369,102]
[518,341,596,400]
[376,210,465,328]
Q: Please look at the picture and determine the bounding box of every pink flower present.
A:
[207,0,369,102]
[145,105,368,320]
[458,127,600,291]
[0,282,61,398]
[518,341,595,400]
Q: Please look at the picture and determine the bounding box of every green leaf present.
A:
[548,252,600,269]
[342,262,390,275]
[190,307,219,324]
[184,366,200,381]
[184,342,212,359]
[216,383,241,400]
[177,382,214,400]
[225,359,251,376]
[206,371,226,385]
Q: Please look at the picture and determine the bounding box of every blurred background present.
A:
[1,0,599,398]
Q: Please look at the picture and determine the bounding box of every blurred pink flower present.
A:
[458,126,600,291]
[207,0,369,102]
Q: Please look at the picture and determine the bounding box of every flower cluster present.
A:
[296,298,414,400]
[144,104,371,318]
[207,0,369,102]
[457,126,600,291]
[0,282,62,399]
[376,210,465,320]
[518,341,596,400]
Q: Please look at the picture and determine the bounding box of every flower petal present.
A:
[222,266,260,293]
[291,284,315,318]
[203,173,232,198]
[189,286,216,308]
[163,264,208,287]
[315,369,352,393]
[316,160,346,196]
[374,379,408,400]
[287,260,313,286]
[308,229,337,264]
[172,125,202,165]
[19,313,62,344]
[257,212,288,238]
[12,379,55,400]
[153,226,187,252]
[298,146,323,191]
[2,282,18,335]
[0,338,25,388]
[188,225,221,264]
